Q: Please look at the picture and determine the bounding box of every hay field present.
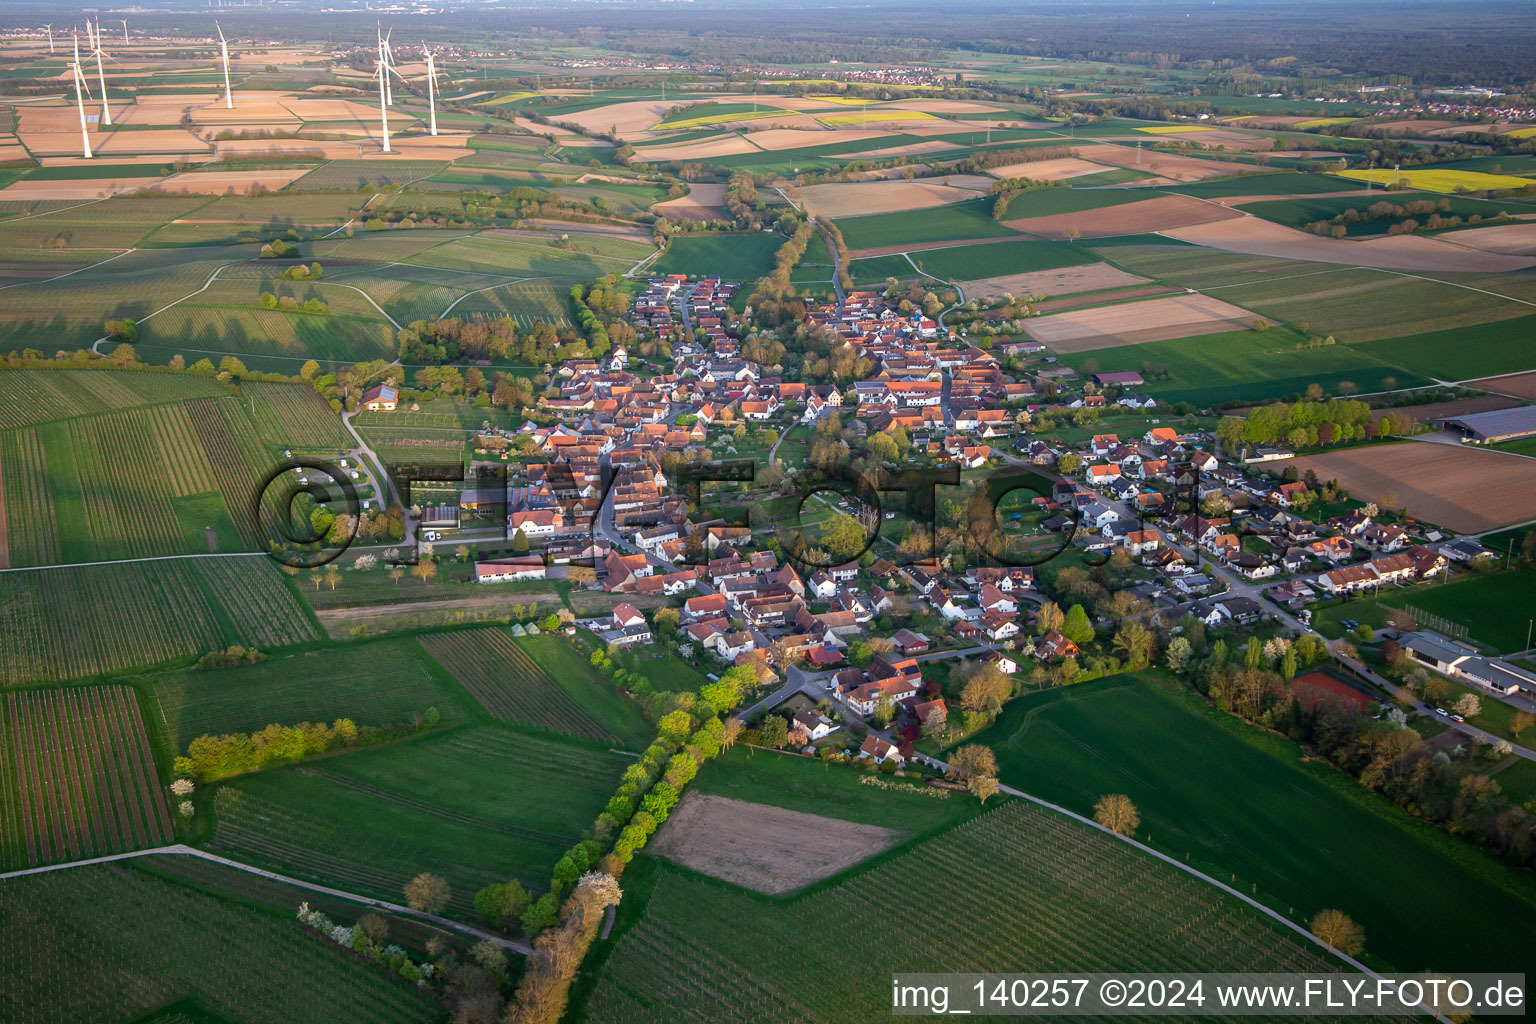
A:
[1023,293,1271,351]
[1165,216,1536,272]
[648,793,907,894]
[963,262,1152,301]
[800,175,992,218]
[1004,193,1243,239]
[1290,443,1536,533]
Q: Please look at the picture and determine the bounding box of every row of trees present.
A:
[1216,397,1412,450]
[396,314,569,366]
[174,709,439,782]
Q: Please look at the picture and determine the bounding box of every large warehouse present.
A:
[1436,405,1536,444]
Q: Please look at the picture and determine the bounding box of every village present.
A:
[362,267,1536,770]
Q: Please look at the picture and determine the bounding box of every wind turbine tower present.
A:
[44,24,55,54]
[423,43,441,136]
[216,22,233,109]
[92,20,112,127]
[70,30,93,159]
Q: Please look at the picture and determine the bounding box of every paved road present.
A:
[0,844,531,953]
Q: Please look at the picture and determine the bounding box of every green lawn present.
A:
[1312,569,1536,654]
[209,725,625,918]
[970,671,1536,973]
[650,233,784,280]
[846,253,917,284]
[1494,758,1536,808]
[1062,326,1429,406]
[912,238,1097,280]
[835,198,1020,250]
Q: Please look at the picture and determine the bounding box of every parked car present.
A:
[1435,707,1449,717]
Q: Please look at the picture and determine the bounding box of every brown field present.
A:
[1375,119,1462,135]
[647,792,907,894]
[558,99,674,136]
[278,97,383,122]
[800,175,992,218]
[1035,285,1183,312]
[1164,216,1536,272]
[651,182,727,221]
[984,156,1117,181]
[630,134,760,162]
[748,127,898,150]
[214,138,362,160]
[1370,394,1524,424]
[847,163,936,180]
[837,139,963,160]
[1023,293,1272,352]
[961,262,1153,302]
[1290,442,1536,533]
[1067,143,1252,181]
[0,177,162,201]
[883,99,1011,114]
[1003,193,1244,240]
[1469,371,1536,401]
[151,168,314,194]
[0,142,29,161]
[1438,223,1536,255]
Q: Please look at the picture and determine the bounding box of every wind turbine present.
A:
[70,29,93,159]
[91,20,112,127]
[375,48,405,153]
[422,42,442,136]
[121,19,129,46]
[381,26,397,106]
[44,24,54,54]
[216,22,233,109]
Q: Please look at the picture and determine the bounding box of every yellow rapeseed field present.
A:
[1135,124,1214,134]
[1335,167,1536,193]
[817,110,938,127]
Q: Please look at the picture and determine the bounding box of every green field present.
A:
[1162,173,1373,198]
[1063,325,1428,406]
[0,859,439,1024]
[139,305,397,362]
[835,198,1020,250]
[969,672,1536,972]
[149,638,472,750]
[418,628,651,746]
[846,253,918,284]
[1214,267,1530,344]
[209,725,623,918]
[912,237,1098,280]
[0,557,318,686]
[650,232,784,280]
[0,368,227,431]
[581,798,1368,1022]
[1313,568,1536,654]
[1240,193,1528,237]
[1351,316,1536,381]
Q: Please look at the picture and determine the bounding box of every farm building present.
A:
[475,557,547,583]
[361,384,398,411]
[1437,406,1536,444]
